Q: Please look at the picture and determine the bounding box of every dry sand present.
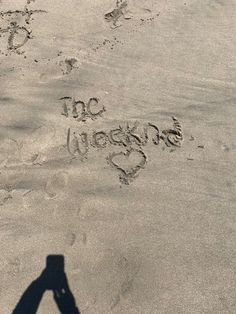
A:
[0,0,236,313]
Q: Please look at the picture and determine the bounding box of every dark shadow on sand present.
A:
[12,255,80,314]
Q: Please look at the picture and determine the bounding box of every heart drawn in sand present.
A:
[107,148,147,180]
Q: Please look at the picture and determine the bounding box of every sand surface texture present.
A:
[0,0,236,313]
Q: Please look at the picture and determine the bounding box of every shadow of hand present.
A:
[53,286,80,314]
[39,269,80,313]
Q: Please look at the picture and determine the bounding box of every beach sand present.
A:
[0,0,236,313]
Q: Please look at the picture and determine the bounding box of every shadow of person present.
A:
[12,255,80,314]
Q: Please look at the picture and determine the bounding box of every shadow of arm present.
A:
[12,278,45,314]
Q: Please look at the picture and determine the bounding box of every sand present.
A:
[0,0,236,313]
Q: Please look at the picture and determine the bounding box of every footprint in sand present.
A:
[59,58,78,75]
[44,171,68,199]
[65,232,76,246]
[0,138,22,168]
[20,124,55,165]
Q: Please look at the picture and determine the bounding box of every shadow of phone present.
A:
[12,255,80,314]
